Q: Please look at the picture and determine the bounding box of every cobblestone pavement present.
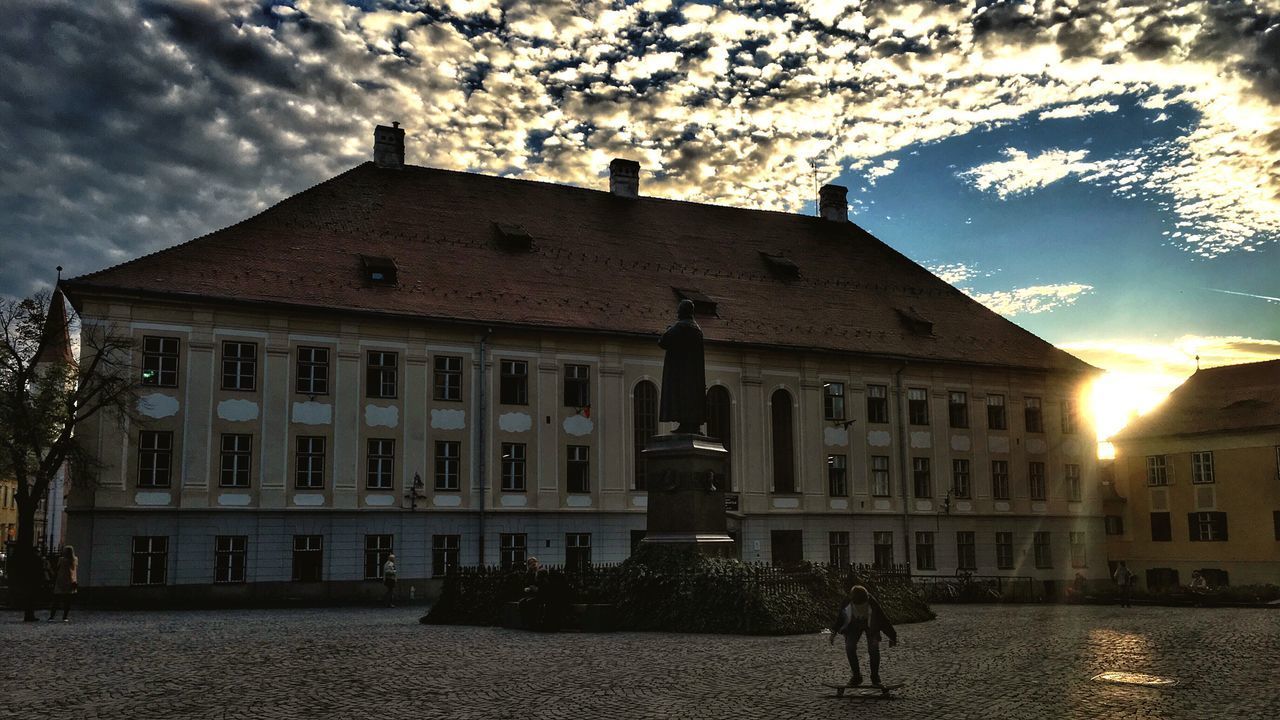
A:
[3,604,1278,720]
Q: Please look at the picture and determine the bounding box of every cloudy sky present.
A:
[2,0,1278,435]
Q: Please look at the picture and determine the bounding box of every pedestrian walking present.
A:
[47,546,78,622]
[829,584,898,687]
[1113,561,1134,607]
[382,554,397,607]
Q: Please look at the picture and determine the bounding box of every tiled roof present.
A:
[63,162,1093,373]
[1112,359,1280,440]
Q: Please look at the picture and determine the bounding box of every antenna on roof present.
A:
[1195,354,1200,371]
[56,265,63,281]
[809,157,821,216]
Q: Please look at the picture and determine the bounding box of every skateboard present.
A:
[821,682,904,699]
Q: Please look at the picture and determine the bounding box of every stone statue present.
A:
[659,299,706,434]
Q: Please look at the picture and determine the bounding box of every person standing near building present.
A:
[1113,561,1135,607]
[382,554,397,607]
[829,585,898,687]
[47,546,77,622]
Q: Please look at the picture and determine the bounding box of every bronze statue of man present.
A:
[659,299,706,434]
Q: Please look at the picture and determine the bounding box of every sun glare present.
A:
[1084,371,1186,458]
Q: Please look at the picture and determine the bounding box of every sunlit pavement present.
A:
[2,604,1276,719]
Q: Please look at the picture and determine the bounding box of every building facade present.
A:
[62,126,1103,603]
[1106,360,1280,588]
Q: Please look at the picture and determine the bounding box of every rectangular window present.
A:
[1150,512,1172,542]
[138,431,173,488]
[292,535,323,582]
[1033,531,1052,568]
[367,439,395,490]
[433,355,462,401]
[500,533,526,571]
[956,531,977,570]
[871,455,891,496]
[434,440,460,491]
[1066,464,1082,502]
[567,445,590,493]
[995,532,1014,569]
[141,336,179,387]
[873,531,894,568]
[952,459,971,499]
[563,364,590,407]
[1069,531,1087,568]
[948,391,969,428]
[827,454,848,497]
[366,351,397,399]
[130,536,168,586]
[866,384,889,424]
[912,457,932,498]
[908,387,929,425]
[501,443,526,492]
[296,346,329,395]
[1029,461,1046,501]
[214,535,247,584]
[1024,397,1044,433]
[219,433,253,488]
[1061,398,1078,434]
[221,341,257,391]
[1189,511,1228,542]
[364,534,393,580]
[829,531,850,567]
[823,382,845,420]
[1146,455,1169,486]
[987,394,1007,430]
[566,533,592,571]
[1105,515,1124,535]
[1192,451,1215,484]
[991,460,1010,500]
[499,359,528,405]
[295,436,325,489]
[432,534,460,576]
[915,531,936,570]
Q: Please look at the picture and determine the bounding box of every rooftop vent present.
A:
[361,255,398,285]
[373,122,405,169]
[609,158,640,198]
[760,251,800,280]
[895,306,934,336]
[493,222,533,252]
[673,287,718,317]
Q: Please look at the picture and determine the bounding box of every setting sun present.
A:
[1084,371,1188,458]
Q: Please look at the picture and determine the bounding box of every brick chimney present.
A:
[609,158,640,198]
[374,122,405,168]
[819,184,848,222]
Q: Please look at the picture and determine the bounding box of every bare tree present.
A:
[0,289,136,621]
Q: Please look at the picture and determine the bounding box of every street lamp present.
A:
[406,472,425,510]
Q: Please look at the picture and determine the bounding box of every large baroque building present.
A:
[63,126,1102,603]
[1106,359,1280,588]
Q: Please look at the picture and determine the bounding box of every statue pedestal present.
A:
[641,434,734,557]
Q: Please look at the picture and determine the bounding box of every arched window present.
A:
[705,386,732,489]
[771,388,796,493]
[633,381,659,490]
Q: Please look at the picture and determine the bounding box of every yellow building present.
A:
[1,476,16,544]
[60,125,1103,602]
[1106,359,1280,588]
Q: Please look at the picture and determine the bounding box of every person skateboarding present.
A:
[829,584,897,687]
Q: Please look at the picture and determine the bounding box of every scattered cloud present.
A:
[1038,101,1121,120]
[966,283,1095,316]
[958,148,1097,198]
[2,0,1280,297]
[865,158,899,186]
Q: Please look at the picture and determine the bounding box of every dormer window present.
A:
[361,255,398,285]
[895,306,934,336]
[673,287,718,317]
[493,222,533,252]
[760,251,800,279]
